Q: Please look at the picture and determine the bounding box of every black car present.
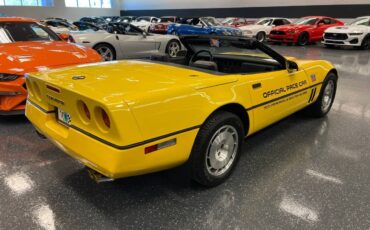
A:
[113,16,137,23]
[73,21,101,31]
[79,17,108,29]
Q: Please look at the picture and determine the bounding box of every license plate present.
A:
[57,108,71,126]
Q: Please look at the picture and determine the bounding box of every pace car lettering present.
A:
[264,91,308,109]
[263,80,307,98]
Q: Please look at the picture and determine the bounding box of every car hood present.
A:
[0,41,101,75]
[29,60,238,104]
[325,25,369,33]
[273,24,313,31]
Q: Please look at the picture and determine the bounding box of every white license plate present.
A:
[57,108,71,126]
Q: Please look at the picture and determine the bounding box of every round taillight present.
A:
[101,109,110,128]
[82,103,91,120]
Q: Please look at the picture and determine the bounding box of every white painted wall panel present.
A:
[122,0,370,10]
[0,0,121,21]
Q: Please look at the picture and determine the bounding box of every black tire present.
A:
[93,43,116,61]
[189,111,244,187]
[273,42,282,45]
[166,40,181,58]
[256,32,266,42]
[360,35,370,50]
[297,32,309,46]
[304,73,338,117]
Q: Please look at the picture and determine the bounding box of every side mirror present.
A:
[59,33,69,41]
[286,60,299,73]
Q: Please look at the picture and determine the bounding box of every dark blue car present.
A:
[167,17,242,36]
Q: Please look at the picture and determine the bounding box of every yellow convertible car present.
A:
[25,35,338,187]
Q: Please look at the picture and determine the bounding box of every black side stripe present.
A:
[246,82,322,111]
[309,88,317,103]
[69,125,201,150]
[27,100,55,114]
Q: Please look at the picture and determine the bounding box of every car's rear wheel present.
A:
[297,32,309,46]
[189,111,244,187]
[360,35,370,50]
[256,32,266,42]
[304,73,337,117]
[166,40,181,58]
[94,44,116,61]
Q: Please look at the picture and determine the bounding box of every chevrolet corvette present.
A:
[323,16,370,49]
[69,22,182,61]
[269,16,344,45]
[0,17,101,115]
[26,35,338,187]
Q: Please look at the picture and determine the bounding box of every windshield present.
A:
[136,17,150,22]
[256,18,272,25]
[0,22,61,43]
[201,17,222,26]
[295,17,318,25]
[222,18,235,24]
[160,17,175,23]
[187,37,278,62]
[349,17,370,26]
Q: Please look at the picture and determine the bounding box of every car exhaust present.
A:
[87,168,115,183]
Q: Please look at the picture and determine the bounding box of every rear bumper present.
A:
[0,77,27,114]
[26,100,198,179]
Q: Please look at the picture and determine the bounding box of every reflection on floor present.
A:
[0,44,369,230]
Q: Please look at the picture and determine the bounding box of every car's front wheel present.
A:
[166,40,181,58]
[94,44,116,61]
[189,111,244,187]
[304,73,337,117]
[297,32,309,46]
[360,35,370,50]
[256,32,266,42]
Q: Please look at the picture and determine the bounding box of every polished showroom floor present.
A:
[0,44,369,230]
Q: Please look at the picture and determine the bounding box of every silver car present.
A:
[69,23,182,61]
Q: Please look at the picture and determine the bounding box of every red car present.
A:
[222,17,255,27]
[149,16,180,34]
[269,16,344,45]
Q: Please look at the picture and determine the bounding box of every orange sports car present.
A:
[0,17,101,115]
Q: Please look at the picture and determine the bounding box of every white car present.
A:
[239,17,292,42]
[131,16,160,32]
[69,23,182,61]
[323,16,370,49]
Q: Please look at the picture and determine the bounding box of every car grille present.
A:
[325,40,345,44]
[270,30,286,35]
[324,33,348,40]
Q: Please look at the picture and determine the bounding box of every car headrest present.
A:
[190,60,218,71]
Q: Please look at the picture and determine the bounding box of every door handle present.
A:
[252,83,262,89]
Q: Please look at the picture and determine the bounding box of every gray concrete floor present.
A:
[0,44,369,230]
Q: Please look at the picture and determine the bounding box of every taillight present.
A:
[77,101,91,123]
[83,103,91,120]
[101,109,110,128]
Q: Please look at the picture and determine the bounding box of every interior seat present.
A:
[190,60,218,71]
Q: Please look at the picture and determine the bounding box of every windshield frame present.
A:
[200,17,222,27]
[179,35,287,70]
[349,17,370,26]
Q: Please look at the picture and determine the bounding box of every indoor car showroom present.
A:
[0,0,369,229]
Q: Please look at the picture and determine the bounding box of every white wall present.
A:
[0,0,121,21]
[122,0,370,10]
